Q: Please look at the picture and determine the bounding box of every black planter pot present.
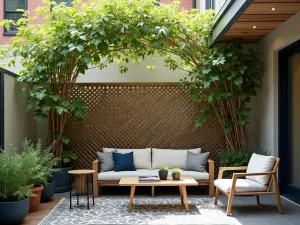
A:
[41,180,56,203]
[51,166,72,193]
[172,173,181,180]
[158,170,168,180]
[0,197,29,225]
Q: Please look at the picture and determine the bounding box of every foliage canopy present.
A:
[1,0,262,152]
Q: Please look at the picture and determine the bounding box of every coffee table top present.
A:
[119,177,198,186]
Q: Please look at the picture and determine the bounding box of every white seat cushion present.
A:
[103,148,152,169]
[214,179,267,193]
[152,148,201,169]
[98,169,209,181]
[180,170,209,180]
[246,153,276,185]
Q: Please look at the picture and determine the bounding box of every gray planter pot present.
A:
[41,180,56,203]
[0,197,29,225]
[158,170,168,180]
[172,173,181,180]
[51,166,72,193]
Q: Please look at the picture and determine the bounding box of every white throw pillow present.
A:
[102,148,152,169]
[246,153,276,186]
[152,148,201,169]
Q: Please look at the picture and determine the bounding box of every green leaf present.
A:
[207,92,214,103]
[36,90,46,100]
[178,43,186,51]
[234,77,243,85]
[56,106,68,115]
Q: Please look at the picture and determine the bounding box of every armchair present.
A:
[214,154,283,216]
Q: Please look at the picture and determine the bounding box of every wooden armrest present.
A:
[218,166,248,179]
[207,159,214,177]
[92,159,99,173]
[233,171,276,178]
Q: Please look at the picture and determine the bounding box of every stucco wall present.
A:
[252,12,300,156]
[4,74,36,151]
[77,56,187,83]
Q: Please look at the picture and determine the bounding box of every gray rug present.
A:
[39,196,241,225]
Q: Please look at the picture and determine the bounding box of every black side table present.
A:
[68,169,95,209]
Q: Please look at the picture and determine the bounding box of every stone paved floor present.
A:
[54,186,300,225]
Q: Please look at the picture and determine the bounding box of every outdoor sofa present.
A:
[92,148,214,197]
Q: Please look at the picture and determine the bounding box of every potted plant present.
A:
[51,150,77,193]
[158,166,169,180]
[0,148,37,224]
[34,141,59,203]
[22,139,49,212]
[171,168,182,180]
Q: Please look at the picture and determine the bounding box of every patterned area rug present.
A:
[39,196,241,225]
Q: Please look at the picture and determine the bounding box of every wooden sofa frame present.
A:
[92,159,215,197]
[214,158,283,216]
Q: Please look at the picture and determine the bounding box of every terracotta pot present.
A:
[29,184,44,213]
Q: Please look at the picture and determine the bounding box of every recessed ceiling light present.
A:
[252,25,257,29]
[271,7,276,11]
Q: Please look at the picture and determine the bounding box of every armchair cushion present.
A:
[246,153,276,185]
[214,179,267,193]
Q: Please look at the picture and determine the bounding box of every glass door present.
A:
[290,53,300,203]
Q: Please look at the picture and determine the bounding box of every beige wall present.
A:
[77,56,187,83]
[252,12,300,156]
[291,54,300,186]
[4,74,36,151]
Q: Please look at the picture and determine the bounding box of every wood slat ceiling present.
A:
[222,0,300,43]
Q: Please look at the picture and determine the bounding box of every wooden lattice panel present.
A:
[65,83,226,172]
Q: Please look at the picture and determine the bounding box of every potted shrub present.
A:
[0,148,37,224]
[32,141,59,203]
[22,139,57,212]
[158,166,169,180]
[51,151,77,193]
[171,168,182,180]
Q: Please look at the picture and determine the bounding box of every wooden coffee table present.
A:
[119,177,198,211]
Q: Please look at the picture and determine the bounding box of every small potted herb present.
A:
[171,168,182,180]
[158,166,169,180]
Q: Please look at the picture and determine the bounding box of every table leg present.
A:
[129,186,136,210]
[86,174,89,210]
[69,174,72,210]
[91,174,95,206]
[77,195,79,205]
[179,186,183,205]
[181,186,189,212]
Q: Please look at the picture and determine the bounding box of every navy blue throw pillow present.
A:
[112,152,136,171]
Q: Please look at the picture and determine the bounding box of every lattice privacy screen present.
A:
[65,83,226,171]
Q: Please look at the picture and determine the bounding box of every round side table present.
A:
[68,169,95,210]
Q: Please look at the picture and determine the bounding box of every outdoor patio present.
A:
[21,188,300,225]
[1,0,300,225]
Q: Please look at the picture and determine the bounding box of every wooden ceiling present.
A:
[222,0,300,43]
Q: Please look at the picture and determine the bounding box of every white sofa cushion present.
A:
[214,179,267,193]
[98,169,209,181]
[152,148,201,169]
[103,148,152,169]
[246,153,276,185]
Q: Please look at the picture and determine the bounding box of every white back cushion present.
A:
[152,148,201,169]
[103,148,152,169]
[246,153,276,185]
